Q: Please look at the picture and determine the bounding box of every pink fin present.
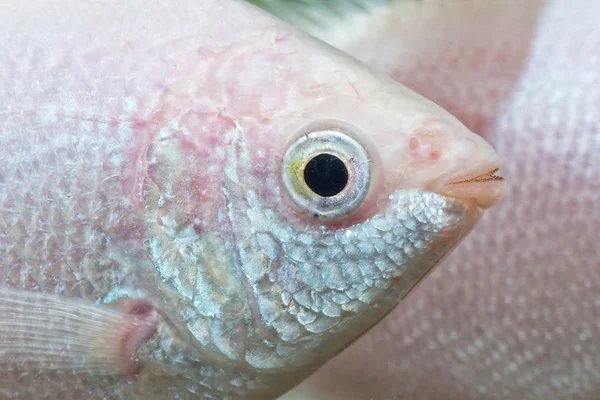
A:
[0,287,158,376]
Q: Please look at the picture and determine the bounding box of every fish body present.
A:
[0,0,504,398]
[266,0,600,399]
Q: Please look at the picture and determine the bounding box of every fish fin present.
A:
[0,287,158,376]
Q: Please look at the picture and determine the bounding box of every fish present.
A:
[0,0,506,399]
[256,0,600,399]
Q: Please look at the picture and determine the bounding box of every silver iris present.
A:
[281,128,371,220]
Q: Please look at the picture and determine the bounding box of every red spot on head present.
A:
[408,124,446,167]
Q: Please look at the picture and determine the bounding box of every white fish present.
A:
[0,0,504,398]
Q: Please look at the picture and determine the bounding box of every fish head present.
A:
[137,10,505,392]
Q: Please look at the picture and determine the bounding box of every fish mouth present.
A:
[447,167,504,185]
[430,166,506,209]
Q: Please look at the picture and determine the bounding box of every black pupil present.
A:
[303,153,349,197]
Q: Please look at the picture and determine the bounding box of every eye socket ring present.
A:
[281,128,371,220]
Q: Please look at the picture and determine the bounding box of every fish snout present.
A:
[425,128,506,209]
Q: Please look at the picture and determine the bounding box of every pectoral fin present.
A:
[0,287,158,376]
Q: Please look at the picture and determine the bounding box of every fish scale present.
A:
[0,112,128,297]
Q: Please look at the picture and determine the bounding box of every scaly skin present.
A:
[279,1,600,399]
[0,0,505,398]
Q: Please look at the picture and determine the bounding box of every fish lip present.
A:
[428,165,506,210]
[435,164,504,186]
[445,167,504,185]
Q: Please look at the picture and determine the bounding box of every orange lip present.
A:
[447,168,504,185]
[432,167,506,210]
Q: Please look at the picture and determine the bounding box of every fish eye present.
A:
[303,153,349,197]
[282,128,371,220]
